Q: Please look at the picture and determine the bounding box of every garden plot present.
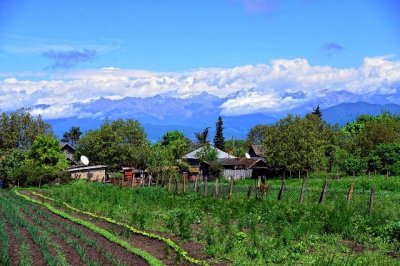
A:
[0,190,159,266]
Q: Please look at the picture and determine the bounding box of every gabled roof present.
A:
[249,145,264,157]
[59,142,76,151]
[182,146,236,159]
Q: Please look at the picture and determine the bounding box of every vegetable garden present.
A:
[35,176,400,265]
[0,189,210,266]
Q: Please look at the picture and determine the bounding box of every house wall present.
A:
[70,169,106,182]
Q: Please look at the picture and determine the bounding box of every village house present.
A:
[60,143,77,165]
[66,165,108,182]
[182,146,236,180]
[201,157,269,180]
[248,145,266,161]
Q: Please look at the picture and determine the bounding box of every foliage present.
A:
[369,143,400,175]
[194,127,210,147]
[61,126,82,147]
[343,153,367,175]
[311,104,322,119]
[225,138,248,157]
[213,116,225,151]
[0,135,68,186]
[352,113,400,156]
[247,124,274,145]
[160,130,191,160]
[0,108,52,151]
[76,119,150,171]
[263,114,334,172]
[195,144,219,162]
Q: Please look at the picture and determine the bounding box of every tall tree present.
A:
[75,119,150,171]
[213,116,225,151]
[61,126,82,146]
[247,125,274,145]
[194,127,210,147]
[0,109,52,150]
[311,104,322,119]
[263,114,332,173]
[160,130,191,159]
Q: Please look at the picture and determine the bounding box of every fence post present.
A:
[369,188,375,214]
[298,170,301,180]
[182,174,186,194]
[229,176,234,199]
[247,185,252,198]
[347,183,354,202]
[215,178,219,197]
[204,176,208,196]
[194,175,198,193]
[278,180,285,201]
[299,177,307,203]
[319,180,328,204]
[168,177,172,192]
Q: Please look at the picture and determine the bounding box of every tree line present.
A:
[2,107,400,187]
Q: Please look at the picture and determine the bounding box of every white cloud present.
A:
[0,56,400,118]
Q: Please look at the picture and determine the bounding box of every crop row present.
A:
[30,191,208,266]
[14,190,164,266]
[0,190,69,266]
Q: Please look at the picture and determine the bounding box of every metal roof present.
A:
[182,146,236,159]
[66,165,107,172]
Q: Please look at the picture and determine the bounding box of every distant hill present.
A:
[322,102,400,125]
[46,97,400,142]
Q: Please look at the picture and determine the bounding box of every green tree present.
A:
[0,149,27,186]
[0,109,52,150]
[160,130,191,160]
[263,115,332,173]
[2,135,69,187]
[247,125,273,145]
[213,116,225,151]
[311,104,322,119]
[369,143,400,174]
[352,113,400,156]
[61,126,82,146]
[76,119,150,171]
[196,144,222,179]
[225,138,248,157]
[194,127,210,147]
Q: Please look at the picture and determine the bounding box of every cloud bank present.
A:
[1,56,400,119]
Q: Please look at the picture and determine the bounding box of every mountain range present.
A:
[44,92,400,142]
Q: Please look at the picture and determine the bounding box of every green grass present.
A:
[37,177,400,265]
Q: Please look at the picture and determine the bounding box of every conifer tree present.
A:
[213,116,225,151]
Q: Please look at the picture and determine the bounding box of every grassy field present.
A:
[34,176,400,265]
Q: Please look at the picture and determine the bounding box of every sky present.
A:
[0,0,399,118]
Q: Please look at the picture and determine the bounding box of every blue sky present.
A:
[1,0,399,72]
[0,0,399,119]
